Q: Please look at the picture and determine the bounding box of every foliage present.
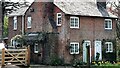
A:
[50,55,64,66]
[3,16,8,38]
[11,35,25,45]
[116,20,120,39]
[71,59,86,67]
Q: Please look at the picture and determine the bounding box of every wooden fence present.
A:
[0,47,30,66]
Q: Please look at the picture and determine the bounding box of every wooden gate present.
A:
[0,47,30,66]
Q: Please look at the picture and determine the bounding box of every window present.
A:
[27,17,32,28]
[104,19,112,30]
[34,43,38,53]
[13,16,17,30]
[70,42,79,54]
[70,17,79,28]
[105,42,113,53]
[57,13,62,26]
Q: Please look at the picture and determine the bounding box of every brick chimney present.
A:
[96,0,106,9]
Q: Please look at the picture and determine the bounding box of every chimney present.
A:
[97,0,106,9]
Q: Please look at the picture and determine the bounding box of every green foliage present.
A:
[50,55,64,66]
[71,59,86,67]
[12,35,25,45]
[3,16,8,38]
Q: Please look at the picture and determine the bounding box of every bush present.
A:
[71,59,86,67]
[50,55,64,66]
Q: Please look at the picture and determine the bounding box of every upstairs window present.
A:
[70,17,79,28]
[104,19,112,30]
[57,13,62,26]
[13,16,17,30]
[70,42,79,54]
[105,42,113,53]
[27,17,32,28]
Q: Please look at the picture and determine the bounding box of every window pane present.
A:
[108,22,111,28]
[109,43,113,52]
[58,14,61,16]
[27,17,31,28]
[106,44,109,52]
[75,44,78,52]
[58,18,61,24]
[14,16,17,29]
[70,18,74,27]
[105,22,108,28]
[70,44,74,53]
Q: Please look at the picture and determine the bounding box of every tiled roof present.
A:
[54,1,117,18]
[8,6,29,17]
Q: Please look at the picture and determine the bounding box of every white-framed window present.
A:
[70,42,79,54]
[27,16,32,28]
[105,42,113,53]
[104,19,112,30]
[57,13,62,26]
[70,17,79,28]
[13,16,17,30]
[34,43,38,53]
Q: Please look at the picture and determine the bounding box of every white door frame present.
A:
[94,41,102,60]
[83,40,91,63]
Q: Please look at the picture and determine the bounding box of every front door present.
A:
[94,41,102,60]
[83,41,91,63]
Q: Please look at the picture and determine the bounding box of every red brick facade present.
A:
[8,2,117,64]
[8,16,22,42]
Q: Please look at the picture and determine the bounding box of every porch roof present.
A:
[24,32,44,41]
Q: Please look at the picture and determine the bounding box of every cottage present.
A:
[8,0,118,65]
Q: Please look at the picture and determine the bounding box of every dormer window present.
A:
[104,19,112,30]
[57,13,62,26]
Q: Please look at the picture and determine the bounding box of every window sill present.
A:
[104,29,112,31]
[105,28,112,30]
[34,51,38,53]
[70,53,79,55]
[106,51,113,53]
[13,29,17,31]
[70,27,79,29]
[57,24,62,26]
[27,27,31,29]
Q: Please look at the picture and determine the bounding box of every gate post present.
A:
[1,48,5,66]
[25,46,30,66]
[27,46,30,66]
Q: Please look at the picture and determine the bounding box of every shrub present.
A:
[50,55,64,66]
[71,59,86,67]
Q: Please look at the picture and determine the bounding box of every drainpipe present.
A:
[22,14,25,35]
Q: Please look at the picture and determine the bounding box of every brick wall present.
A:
[53,6,116,63]
[8,16,22,42]
[25,2,53,33]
